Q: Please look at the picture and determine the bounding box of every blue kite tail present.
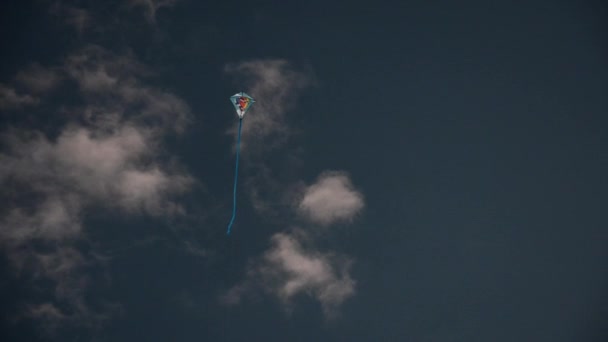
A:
[227,118,243,235]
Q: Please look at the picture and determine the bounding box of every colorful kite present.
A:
[227,92,255,235]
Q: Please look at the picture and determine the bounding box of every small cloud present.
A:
[73,66,118,92]
[26,303,66,322]
[24,302,67,334]
[298,171,364,226]
[223,231,355,317]
[50,3,90,34]
[127,0,178,23]
[15,63,62,93]
[182,240,208,258]
[0,84,39,109]
[64,47,124,93]
[64,7,89,34]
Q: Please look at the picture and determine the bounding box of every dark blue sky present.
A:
[1,1,607,341]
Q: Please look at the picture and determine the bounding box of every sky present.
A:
[1,0,607,341]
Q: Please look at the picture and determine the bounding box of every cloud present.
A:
[26,303,66,323]
[49,2,90,34]
[0,45,193,328]
[2,63,60,109]
[263,233,355,313]
[0,195,82,245]
[0,84,39,109]
[224,59,313,151]
[15,63,62,93]
[298,171,364,226]
[223,231,355,316]
[1,126,191,219]
[65,45,190,133]
[5,245,106,332]
[128,0,178,22]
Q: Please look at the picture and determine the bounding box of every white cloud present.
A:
[49,126,188,213]
[264,233,355,310]
[0,125,190,220]
[0,45,193,328]
[223,231,355,316]
[298,171,364,226]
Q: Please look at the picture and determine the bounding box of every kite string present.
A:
[227,118,243,235]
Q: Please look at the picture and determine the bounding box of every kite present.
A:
[227,92,255,235]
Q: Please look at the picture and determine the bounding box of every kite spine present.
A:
[227,118,243,235]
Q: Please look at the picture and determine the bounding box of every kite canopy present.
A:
[230,92,255,118]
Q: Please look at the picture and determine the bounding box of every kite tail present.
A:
[227,118,243,235]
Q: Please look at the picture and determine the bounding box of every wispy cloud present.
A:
[127,0,179,23]
[1,63,62,109]
[49,2,90,34]
[49,0,177,38]
[224,59,313,152]
[6,244,117,333]
[15,63,62,93]
[223,59,313,217]
[297,171,364,226]
[65,45,190,133]
[0,84,39,109]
